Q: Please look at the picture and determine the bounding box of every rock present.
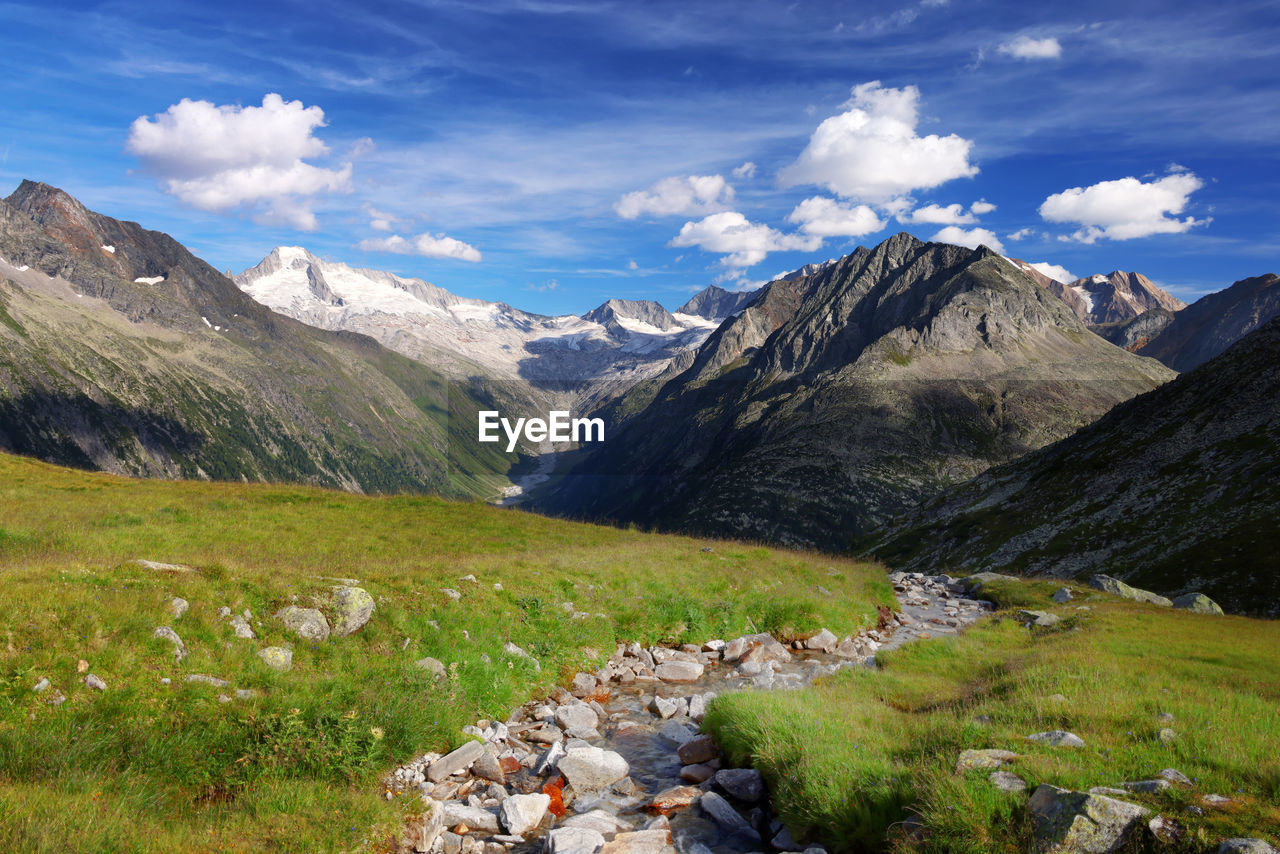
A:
[473,751,505,784]
[772,826,803,851]
[557,746,629,793]
[1026,730,1086,748]
[441,588,462,601]
[218,606,232,618]
[1088,575,1172,607]
[416,657,447,680]
[555,702,599,733]
[32,677,49,693]
[84,674,106,691]
[1017,610,1062,627]
[185,674,229,687]
[687,694,709,721]
[132,559,194,573]
[740,637,791,665]
[1159,768,1192,785]
[1172,592,1224,614]
[1202,794,1232,807]
[1123,779,1171,794]
[1027,784,1150,854]
[234,689,258,700]
[229,615,255,639]
[258,647,293,671]
[680,763,716,783]
[699,791,760,841]
[428,740,485,783]
[654,660,704,683]
[169,597,189,619]
[1157,712,1175,722]
[275,606,330,641]
[563,810,632,835]
[990,771,1028,792]
[1051,588,1073,604]
[657,720,698,747]
[1158,728,1178,743]
[570,672,598,697]
[649,785,702,814]
[1217,840,1279,854]
[714,768,764,802]
[153,626,185,660]
[328,586,374,637]
[500,793,550,835]
[1088,787,1129,797]
[1148,816,1183,845]
[956,749,1019,772]
[503,642,538,669]
[76,659,88,673]
[597,830,672,854]
[46,689,66,705]
[648,695,678,719]
[416,799,444,853]
[804,629,838,652]
[441,802,500,834]
[959,572,1019,591]
[535,740,566,776]
[677,734,719,765]
[545,827,606,854]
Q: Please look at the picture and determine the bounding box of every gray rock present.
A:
[545,827,606,854]
[229,615,255,639]
[956,748,1020,771]
[989,771,1027,792]
[1172,592,1224,614]
[597,830,671,854]
[1017,610,1062,627]
[714,768,764,802]
[1027,730,1086,748]
[441,802,500,834]
[1088,787,1130,797]
[32,677,50,693]
[275,606,330,641]
[648,695,678,719]
[132,559,194,573]
[415,657,446,680]
[657,720,698,747]
[1160,768,1192,785]
[503,642,539,669]
[234,689,258,700]
[1051,588,1073,604]
[500,793,550,835]
[153,626,185,659]
[169,597,189,619]
[654,660,704,683]
[1089,575,1172,607]
[329,586,374,637]
[417,800,445,853]
[185,674,229,687]
[1028,784,1150,853]
[535,740,566,776]
[441,588,462,601]
[428,740,485,783]
[959,572,1020,592]
[258,647,293,671]
[562,809,632,835]
[218,606,232,618]
[1147,816,1184,845]
[556,745,629,793]
[804,628,838,652]
[699,791,760,841]
[1217,840,1279,854]
[687,693,709,721]
[473,751,505,784]
[555,702,599,733]
[84,674,106,691]
[1158,728,1178,743]
[1123,779,1171,794]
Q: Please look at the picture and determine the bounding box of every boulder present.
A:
[1089,575,1172,607]
[329,586,374,637]
[956,749,1020,772]
[804,629,838,653]
[545,827,606,854]
[990,771,1027,792]
[554,702,599,733]
[275,606,330,642]
[677,734,719,765]
[500,793,550,835]
[428,740,485,783]
[1123,780,1171,794]
[649,785,702,814]
[714,768,764,802]
[441,802,500,834]
[257,647,293,671]
[1051,588,1073,604]
[557,746,629,793]
[959,572,1020,591]
[698,791,760,842]
[680,763,716,783]
[648,695,678,719]
[654,660,704,683]
[1217,840,1279,854]
[1027,784,1150,853]
[1027,730,1086,748]
[229,615,255,639]
[1017,610,1062,628]
[657,720,698,747]
[1172,593,1224,615]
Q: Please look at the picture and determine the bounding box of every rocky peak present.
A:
[675,285,758,320]
[583,298,679,332]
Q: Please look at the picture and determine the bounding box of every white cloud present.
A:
[787,196,886,237]
[900,203,977,225]
[365,205,399,232]
[615,174,734,219]
[1026,261,1075,283]
[669,211,823,268]
[127,93,352,230]
[1007,227,1036,241]
[931,225,1006,254]
[1039,171,1209,243]
[779,81,978,203]
[358,232,482,262]
[997,35,1063,60]
[970,199,996,215]
[732,161,757,179]
[627,259,638,270]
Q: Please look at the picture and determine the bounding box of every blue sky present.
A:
[1,0,1277,314]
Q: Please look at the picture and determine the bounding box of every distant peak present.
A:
[272,246,319,267]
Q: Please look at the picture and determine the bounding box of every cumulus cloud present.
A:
[127,93,352,230]
[1026,261,1074,283]
[358,233,482,262]
[997,35,1062,60]
[931,226,1005,254]
[787,197,886,237]
[669,211,823,268]
[1039,171,1209,243]
[1007,227,1036,241]
[779,81,978,203]
[615,174,733,219]
[900,203,977,225]
[365,205,399,232]
[970,199,996,215]
[732,161,757,179]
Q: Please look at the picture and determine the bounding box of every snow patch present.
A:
[201,316,212,328]
[1090,274,1108,284]
[134,276,165,285]
[1071,286,1095,313]
[101,245,116,254]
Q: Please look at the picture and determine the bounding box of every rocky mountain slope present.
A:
[1133,273,1280,371]
[869,313,1280,615]
[1006,259,1185,326]
[675,284,759,320]
[0,181,515,496]
[236,249,723,410]
[531,233,1175,548]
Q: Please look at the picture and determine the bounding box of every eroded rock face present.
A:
[1027,784,1150,853]
[275,606,330,641]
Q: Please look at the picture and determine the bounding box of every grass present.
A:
[0,451,893,852]
[705,578,1280,853]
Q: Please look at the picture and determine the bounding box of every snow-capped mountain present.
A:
[235,247,723,406]
[1005,259,1184,325]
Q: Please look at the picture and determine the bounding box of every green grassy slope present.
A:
[0,450,893,852]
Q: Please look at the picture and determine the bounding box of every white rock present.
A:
[545,827,605,854]
[499,793,550,835]
[557,746,629,794]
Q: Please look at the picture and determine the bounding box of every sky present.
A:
[1,0,1277,315]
